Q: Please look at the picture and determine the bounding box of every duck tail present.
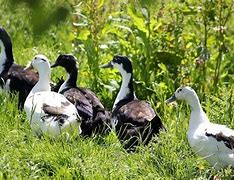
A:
[150,115,166,133]
[86,106,112,136]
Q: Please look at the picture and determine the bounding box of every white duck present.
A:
[24,54,81,138]
[166,86,234,169]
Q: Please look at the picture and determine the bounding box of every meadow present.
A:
[0,0,234,179]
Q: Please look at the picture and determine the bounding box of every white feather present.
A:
[58,73,70,93]
[24,91,80,137]
[112,63,136,110]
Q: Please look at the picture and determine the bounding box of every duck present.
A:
[0,26,62,110]
[101,55,165,151]
[0,26,39,109]
[50,54,111,137]
[166,86,234,169]
[24,54,81,138]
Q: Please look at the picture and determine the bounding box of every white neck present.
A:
[187,94,209,131]
[29,68,51,96]
[58,73,69,93]
[0,40,7,74]
[112,70,134,110]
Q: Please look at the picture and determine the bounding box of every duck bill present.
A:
[166,94,176,104]
[100,61,113,69]
[24,63,33,71]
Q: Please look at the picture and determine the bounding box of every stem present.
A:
[202,3,208,98]
[229,89,233,123]
[213,0,224,89]
[144,5,151,87]
[85,0,100,91]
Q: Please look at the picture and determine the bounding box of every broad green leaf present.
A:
[97,0,104,9]
[152,21,162,31]
[77,29,90,41]
[127,6,147,33]
[186,42,193,49]
[158,63,168,72]
[67,32,76,42]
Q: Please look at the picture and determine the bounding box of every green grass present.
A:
[0,91,234,179]
[0,0,234,179]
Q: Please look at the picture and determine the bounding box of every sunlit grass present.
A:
[0,85,233,178]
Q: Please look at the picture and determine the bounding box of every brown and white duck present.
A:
[0,26,39,109]
[101,55,165,151]
[0,26,63,110]
[166,86,234,169]
[24,54,81,137]
[51,54,111,137]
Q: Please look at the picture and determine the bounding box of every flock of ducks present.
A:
[0,26,234,170]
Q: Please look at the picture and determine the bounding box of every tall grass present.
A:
[0,0,234,178]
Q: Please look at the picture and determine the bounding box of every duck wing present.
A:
[63,88,93,119]
[42,102,72,126]
[204,123,234,151]
[42,102,70,115]
[77,87,111,136]
[192,123,234,154]
[114,100,164,150]
[117,100,157,125]
[8,63,38,86]
[5,63,38,110]
[24,91,80,137]
[78,87,104,108]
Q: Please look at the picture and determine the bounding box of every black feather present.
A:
[205,132,234,150]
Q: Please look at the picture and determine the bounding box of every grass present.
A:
[0,0,234,179]
[1,92,234,179]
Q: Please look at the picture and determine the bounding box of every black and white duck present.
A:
[24,54,81,137]
[51,54,110,137]
[0,26,63,110]
[0,26,38,109]
[166,86,234,169]
[101,55,165,151]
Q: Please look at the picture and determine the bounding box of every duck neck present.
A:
[59,68,77,93]
[29,69,51,96]
[112,71,135,111]
[188,94,209,131]
[187,94,203,112]
[0,40,14,76]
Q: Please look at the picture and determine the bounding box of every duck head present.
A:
[101,55,133,75]
[166,86,196,103]
[51,54,78,72]
[25,54,50,73]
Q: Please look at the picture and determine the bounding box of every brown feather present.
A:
[42,103,66,115]
[206,132,234,150]
[115,100,165,151]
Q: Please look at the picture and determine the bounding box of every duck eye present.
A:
[116,58,122,64]
[40,58,46,62]
[178,88,182,92]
